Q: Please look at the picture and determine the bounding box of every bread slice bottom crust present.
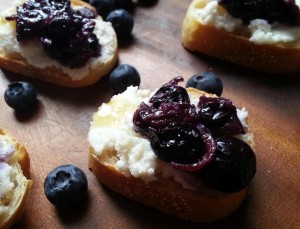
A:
[88,150,248,223]
[0,129,32,229]
[0,50,118,87]
[181,0,300,74]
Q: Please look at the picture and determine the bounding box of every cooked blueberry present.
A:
[106,9,134,38]
[109,64,140,93]
[149,76,190,107]
[218,0,300,25]
[134,102,197,134]
[44,164,88,207]
[197,96,245,136]
[186,72,223,96]
[200,136,256,193]
[151,125,204,164]
[4,82,37,110]
[89,0,116,19]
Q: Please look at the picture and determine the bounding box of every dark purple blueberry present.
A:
[115,0,133,9]
[186,72,223,96]
[109,64,140,93]
[133,77,197,136]
[44,164,88,206]
[89,0,116,19]
[150,125,204,164]
[170,123,216,171]
[39,8,100,68]
[4,82,37,110]
[133,102,198,136]
[218,0,300,25]
[106,9,134,38]
[198,96,245,136]
[6,0,71,41]
[5,0,100,68]
[149,76,190,108]
[200,136,256,193]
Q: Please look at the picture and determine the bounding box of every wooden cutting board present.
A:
[1,0,300,228]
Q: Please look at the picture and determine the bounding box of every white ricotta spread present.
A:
[88,87,157,182]
[249,19,300,44]
[0,162,14,199]
[194,0,243,32]
[88,86,253,190]
[0,140,15,162]
[0,4,116,80]
[0,139,15,201]
[193,0,300,44]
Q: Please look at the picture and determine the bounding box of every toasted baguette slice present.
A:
[181,0,300,74]
[0,0,118,87]
[0,129,32,229]
[88,86,253,223]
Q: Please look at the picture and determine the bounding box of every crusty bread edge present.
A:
[0,0,118,87]
[0,49,118,87]
[88,87,252,223]
[0,181,32,229]
[181,0,300,74]
[0,128,32,229]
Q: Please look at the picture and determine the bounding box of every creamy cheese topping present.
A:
[89,87,157,182]
[0,139,15,200]
[193,0,300,44]
[249,19,300,44]
[88,86,253,190]
[194,0,243,32]
[0,4,116,80]
[0,140,14,162]
[0,162,14,199]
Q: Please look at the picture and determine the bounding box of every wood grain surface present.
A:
[1,0,300,228]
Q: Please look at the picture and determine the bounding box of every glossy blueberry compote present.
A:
[6,0,101,68]
[133,77,256,192]
[218,0,300,25]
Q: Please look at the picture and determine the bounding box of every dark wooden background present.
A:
[1,0,300,228]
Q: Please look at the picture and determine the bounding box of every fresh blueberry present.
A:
[115,0,133,9]
[106,9,134,38]
[109,64,140,93]
[4,82,37,110]
[89,0,116,19]
[44,164,88,207]
[186,72,223,96]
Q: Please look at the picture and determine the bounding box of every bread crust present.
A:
[0,0,118,87]
[0,181,32,229]
[181,0,300,74]
[88,87,252,223]
[0,129,32,229]
[88,152,248,223]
